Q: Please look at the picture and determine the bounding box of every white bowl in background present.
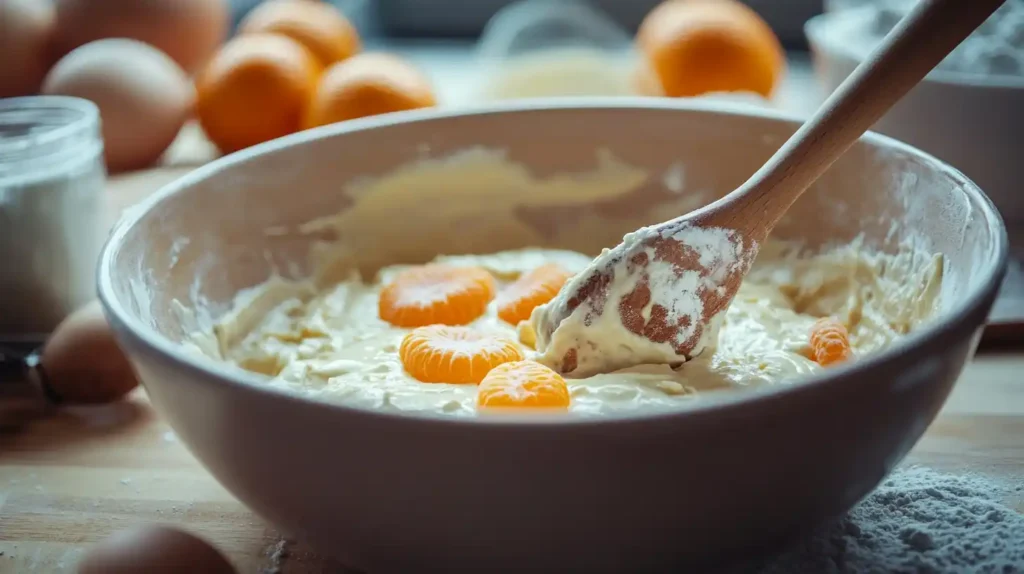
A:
[806,11,1024,224]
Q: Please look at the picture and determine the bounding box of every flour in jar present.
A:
[0,97,107,334]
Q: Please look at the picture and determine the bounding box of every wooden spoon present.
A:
[531,0,1008,377]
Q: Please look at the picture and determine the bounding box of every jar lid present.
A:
[0,96,103,187]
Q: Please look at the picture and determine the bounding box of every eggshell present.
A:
[78,524,237,574]
[0,0,55,97]
[53,0,229,74]
[42,38,193,172]
[41,300,138,404]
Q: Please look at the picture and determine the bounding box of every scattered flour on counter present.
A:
[262,538,291,574]
[744,466,1024,574]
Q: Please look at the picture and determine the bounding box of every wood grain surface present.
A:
[1,117,1022,573]
[2,356,1022,573]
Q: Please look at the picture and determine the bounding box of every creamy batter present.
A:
[196,239,942,418]
[530,222,756,378]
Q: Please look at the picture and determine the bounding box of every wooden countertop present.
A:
[2,59,1023,572]
[2,355,1022,573]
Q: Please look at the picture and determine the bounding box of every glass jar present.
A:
[473,0,634,101]
[0,96,107,338]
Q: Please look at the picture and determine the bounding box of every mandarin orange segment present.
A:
[496,263,574,325]
[809,317,853,367]
[477,361,571,410]
[399,325,523,384]
[379,264,496,327]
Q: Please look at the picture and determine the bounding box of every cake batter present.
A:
[194,239,942,417]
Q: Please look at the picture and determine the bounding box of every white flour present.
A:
[852,0,1024,78]
[261,538,290,574]
[0,97,107,334]
[740,466,1024,573]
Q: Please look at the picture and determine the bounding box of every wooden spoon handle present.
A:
[705,0,1006,239]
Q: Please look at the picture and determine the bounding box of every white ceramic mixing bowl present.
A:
[98,100,1007,573]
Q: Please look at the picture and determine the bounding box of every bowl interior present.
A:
[102,102,1003,355]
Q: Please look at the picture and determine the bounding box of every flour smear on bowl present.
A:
[185,150,944,418]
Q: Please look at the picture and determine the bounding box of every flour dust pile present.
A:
[741,466,1024,574]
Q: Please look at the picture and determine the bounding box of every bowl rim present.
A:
[804,12,1024,90]
[97,97,1009,428]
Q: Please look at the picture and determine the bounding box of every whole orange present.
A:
[637,0,785,98]
[304,53,436,128]
[238,0,360,68]
[195,34,321,154]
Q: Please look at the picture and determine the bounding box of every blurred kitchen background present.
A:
[2,0,1022,339]
[2,0,1021,216]
[215,0,831,115]
[230,0,821,46]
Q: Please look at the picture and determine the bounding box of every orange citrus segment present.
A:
[477,360,571,410]
[636,0,785,98]
[496,263,574,325]
[399,325,523,384]
[809,317,853,367]
[379,264,496,327]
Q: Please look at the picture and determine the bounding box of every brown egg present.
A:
[42,38,194,172]
[41,300,138,405]
[53,0,229,74]
[0,0,55,97]
[78,524,237,574]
